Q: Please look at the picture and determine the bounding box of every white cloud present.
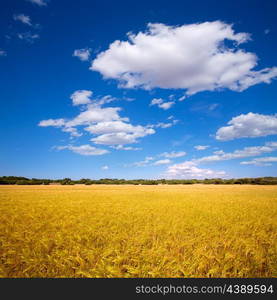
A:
[66,105,126,127]
[40,105,124,136]
[85,120,145,135]
[26,0,48,6]
[111,145,142,151]
[131,156,154,167]
[209,103,219,111]
[18,32,39,42]
[154,123,173,128]
[39,118,82,137]
[150,98,163,106]
[61,127,82,137]
[39,93,155,145]
[39,118,65,127]
[160,151,186,158]
[264,29,270,35]
[0,49,7,56]
[216,113,277,141]
[159,101,175,110]
[70,90,92,106]
[56,144,109,156]
[164,141,277,178]
[73,48,91,61]
[91,130,154,145]
[91,21,277,94]
[97,95,117,105]
[150,98,175,110]
[148,116,179,129]
[195,142,277,164]
[14,14,32,26]
[87,120,155,145]
[194,145,209,151]
[101,165,109,170]
[240,156,277,166]
[129,151,185,168]
[165,161,226,179]
[153,159,172,165]
[190,102,219,114]
[178,95,186,102]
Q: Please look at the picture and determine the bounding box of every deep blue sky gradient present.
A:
[0,0,277,179]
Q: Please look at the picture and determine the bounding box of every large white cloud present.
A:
[216,113,277,141]
[91,21,277,94]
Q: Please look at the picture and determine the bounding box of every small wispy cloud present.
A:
[190,102,219,113]
[0,49,7,57]
[150,119,179,129]
[128,150,185,167]
[55,144,109,156]
[240,156,277,166]
[128,156,154,167]
[150,98,175,110]
[26,0,48,6]
[160,151,186,158]
[14,14,32,26]
[178,95,186,102]
[73,48,91,61]
[153,159,172,165]
[194,145,209,151]
[111,145,142,151]
[18,32,40,43]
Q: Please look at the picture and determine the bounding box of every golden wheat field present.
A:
[0,184,276,278]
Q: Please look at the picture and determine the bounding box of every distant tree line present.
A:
[1,176,277,185]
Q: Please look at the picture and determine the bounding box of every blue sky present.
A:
[1,0,277,179]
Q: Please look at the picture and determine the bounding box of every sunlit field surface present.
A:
[0,185,276,278]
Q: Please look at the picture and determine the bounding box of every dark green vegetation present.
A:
[1,176,277,185]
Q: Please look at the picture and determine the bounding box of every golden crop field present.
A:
[0,184,276,278]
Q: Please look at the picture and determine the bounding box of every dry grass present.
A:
[0,184,276,278]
